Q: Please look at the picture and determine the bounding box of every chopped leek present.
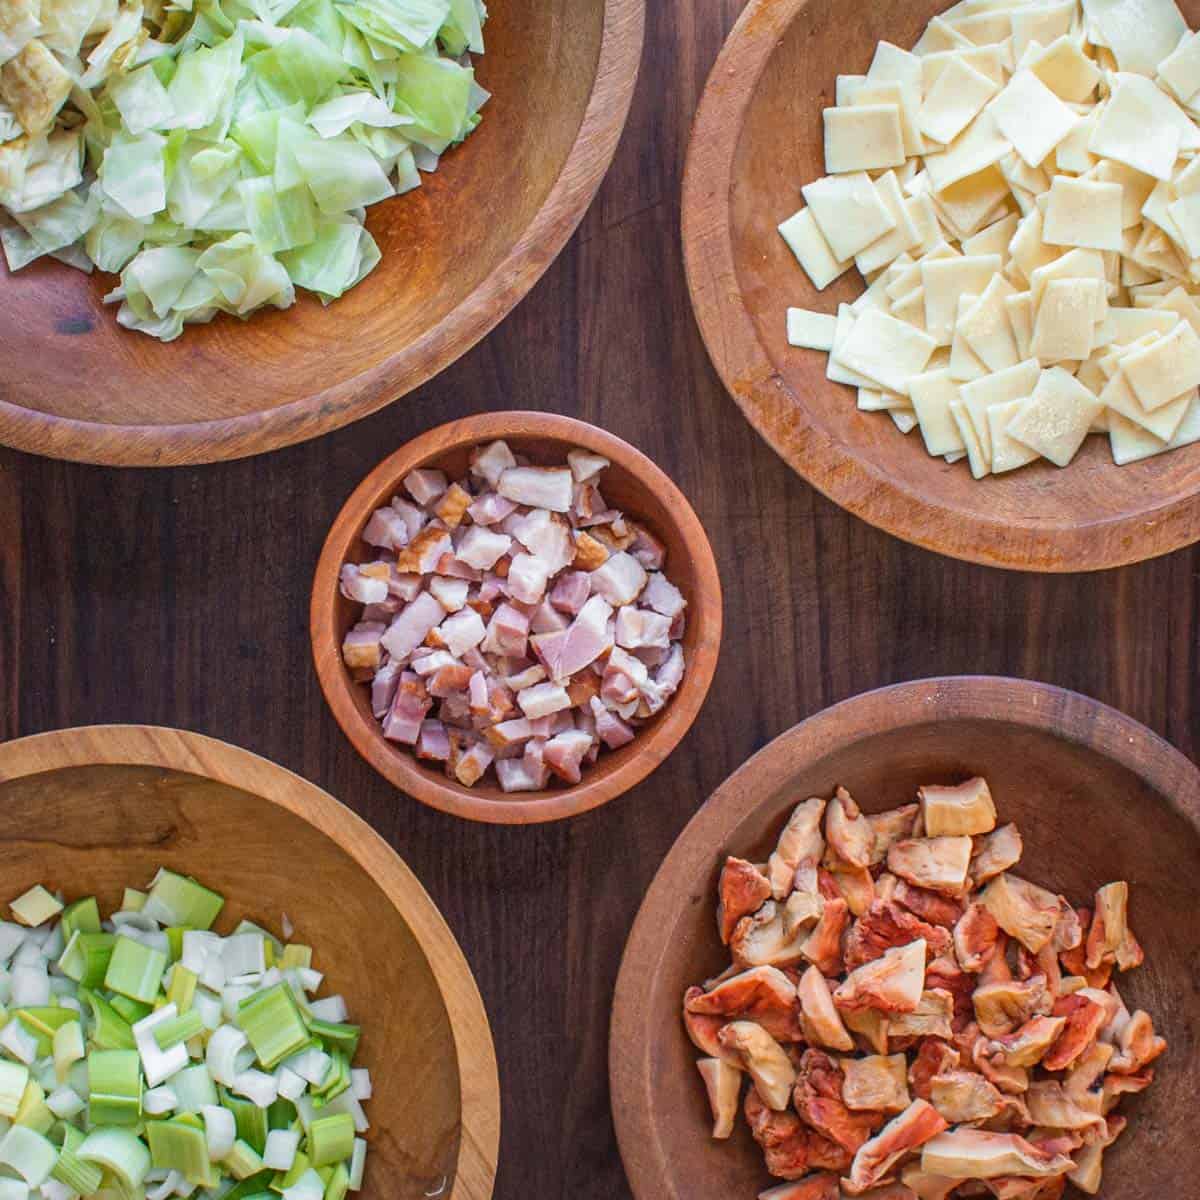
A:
[10,887,63,929]
[146,1117,215,1185]
[145,871,224,930]
[104,937,167,1004]
[52,1019,84,1083]
[152,1010,204,1050]
[50,1126,103,1195]
[87,1049,142,1126]
[236,983,309,1069]
[0,1125,57,1186]
[60,898,101,941]
[58,933,116,988]
[77,1127,152,1191]
[307,1114,354,1168]
[0,1062,28,1118]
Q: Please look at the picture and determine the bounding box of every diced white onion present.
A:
[231,1069,278,1109]
[350,1069,372,1101]
[205,1027,252,1087]
[45,1086,85,1120]
[307,995,348,1022]
[262,1129,300,1171]
[275,1068,307,1102]
[201,1105,235,1162]
[143,1086,178,1116]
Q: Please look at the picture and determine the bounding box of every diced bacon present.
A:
[543,730,594,784]
[389,495,427,541]
[477,575,507,604]
[507,553,553,604]
[589,550,647,605]
[530,600,569,634]
[385,570,424,602]
[549,570,591,615]
[395,526,453,575]
[590,696,635,748]
[510,508,575,573]
[342,621,386,670]
[628,522,667,570]
[362,507,411,551]
[451,739,494,787]
[642,571,686,618]
[655,642,685,694]
[362,599,401,622]
[573,530,611,570]
[470,440,517,487]
[382,592,445,661]
[433,554,483,583]
[485,718,533,750]
[615,606,672,650]
[466,670,489,713]
[482,602,531,658]
[439,608,486,658]
[339,564,389,605]
[572,481,605,522]
[495,756,542,791]
[428,663,473,698]
[504,664,546,691]
[403,467,447,506]
[497,465,574,511]
[381,672,431,745]
[567,447,609,482]
[531,630,569,676]
[411,650,456,677]
[415,720,451,762]
[456,526,512,571]
[602,645,649,705]
[371,661,401,718]
[467,491,518,526]
[433,482,472,529]
[429,576,470,612]
[518,682,571,719]
[546,595,614,681]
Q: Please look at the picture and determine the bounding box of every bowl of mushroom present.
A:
[611,677,1200,1200]
[311,412,722,824]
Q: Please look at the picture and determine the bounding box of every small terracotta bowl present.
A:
[311,411,723,825]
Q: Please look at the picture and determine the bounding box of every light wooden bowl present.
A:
[0,0,643,467]
[682,0,1200,572]
[0,725,500,1200]
[311,411,723,824]
[610,677,1200,1199]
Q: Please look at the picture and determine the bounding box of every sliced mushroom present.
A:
[798,965,855,1053]
[1042,993,1107,1071]
[982,1015,1067,1069]
[919,778,997,838]
[784,884,825,937]
[1085,882,1144,973]
[844,1008,890,1056]
[827,787,874,869]
[970,824,1023,887]
[894,881,965,929]
[841,1054,910,1114]
[887,989,955,1040]
[835,940,927,1016]
[793,1049,881,1157]
[843,1099,948,1195]
[802,897,850,977]
[908,1039,959,1101]
[1068,1113,1126,1195]
[919,1130,1074,1180]
[732,900,810,970]
[979,874,1061,954]
[953,902,1002,973]
[929,1068,1006,1124]
[718,856,772,944]
[768,798,827,900]
[887,837,972,895]
[866,804,920,866]
[1025,1080,1105,1130]
[718,1021,796,1110]
[900,1164,965,1200]
[845,901,952,972]
[682,987,737,1063]
[1049,899,1083,953]
[757,1175,841,1200]
[1108,1009,1167,1074]
[1063,1040,1114,1097]
[686,965,802,1043]
[825,860,876,918]
[972,976,1053,1039]
[696,1057,742,1138]
[744,1087,811,1180]
[1101,1069,1153,1112]
[971,1035,1029,1096]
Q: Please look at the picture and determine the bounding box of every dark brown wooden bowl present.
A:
[0,0,643,467]
[311,411,723,824]
[682,0,1200,571]
[0,725,500,1200]
[610,677,1200,1199]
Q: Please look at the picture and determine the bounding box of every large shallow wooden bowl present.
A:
[682,0,1200,571]
[0,725,500,1200]
[0,0,643,467]
[611,676,1200,1198]
[311,411,723,824]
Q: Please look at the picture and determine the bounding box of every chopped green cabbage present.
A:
[0,0,488,341]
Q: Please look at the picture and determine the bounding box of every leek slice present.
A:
[60,899,101,942]
[9,888,63,929]
[52,1020,84,1084]
[77,1127,152,1191]
[58,933,116,988]
[225,1137,265,1179]
[324,1159,350,1200]
[152,1010,204,1050]
[50,1126,103,1195]
[13,1079,52,1134]
[145,871,224,931]
[0,1062,29,1119]
[87,1050,142,1126]
[104,937,167,1005]
[78,990,135,1050]
[169,1064,219,1113]
[236,984,309,1070]
[308,1019,359,1058]
[120,889,147,914]
[147,1118,216,1185]
[0,1125,57,1187]
[306,1114,353,1168]
[219,1088,268,1155]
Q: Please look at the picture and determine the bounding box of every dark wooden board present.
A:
[2,0,1200,1194]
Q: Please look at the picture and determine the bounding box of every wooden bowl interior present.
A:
[0,762,461,1198]
[330,428,712,811]
[618,702,1200,1199]
[715,0,1200,565]
[0,1,602,430]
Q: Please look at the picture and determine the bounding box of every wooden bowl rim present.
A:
[680,0,1200,572]
[310,410,724,825]
[609,675,1200,1199]
[0,724,501,1200]
[0,0,645,468]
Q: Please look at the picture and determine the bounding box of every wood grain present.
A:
[311,412,722,823]
[2,0,1200,1195]
[683,0,1200,572]
[611,677,1200,1199]
[0,0,644,467]
[0,726,500,1199]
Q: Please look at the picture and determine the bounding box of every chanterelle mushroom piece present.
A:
[1108,1009,1167,1074]
[979,874,1061,954]
[953,902,1002,972]
[929,1068,1006,1124]
[718,1021,796,1111]
[1085,882,1144,973]
[827,788,875,869]
[825,860,876,918]
[888,989,955,1040]
[1024,1080,1105,1130]
[682,988,737,1063]
[1068,1113,1126,1196]
[744,1088,812,1180]
[887,838,972,895]
[970,824,1023,887]
[696,1058,742,1139]
[686,965,801,1043]
[732,901,810,970]
[982,1015,1067,1068]
[919,778,997,838]
[900,1163,964,1200]
[844,900,951,972]
[758,1176,841,1200]
[843,1099,948,1195]
[835,940,927,1015]
[799,965,855,1052]
[1041,993,1107,1071]
[794,1049,882,1158]
[802,896,849,977]
[866,805,920,866]
[844,1007,891,1056]
[784,884,825,938]
[769,798,828,899]
[919,1130,1074,1180]
[972,976,1053,1039]
[841,1054,910,1114]
[717,857,772,944]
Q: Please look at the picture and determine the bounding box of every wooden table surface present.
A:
[2,1,1199,1194]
